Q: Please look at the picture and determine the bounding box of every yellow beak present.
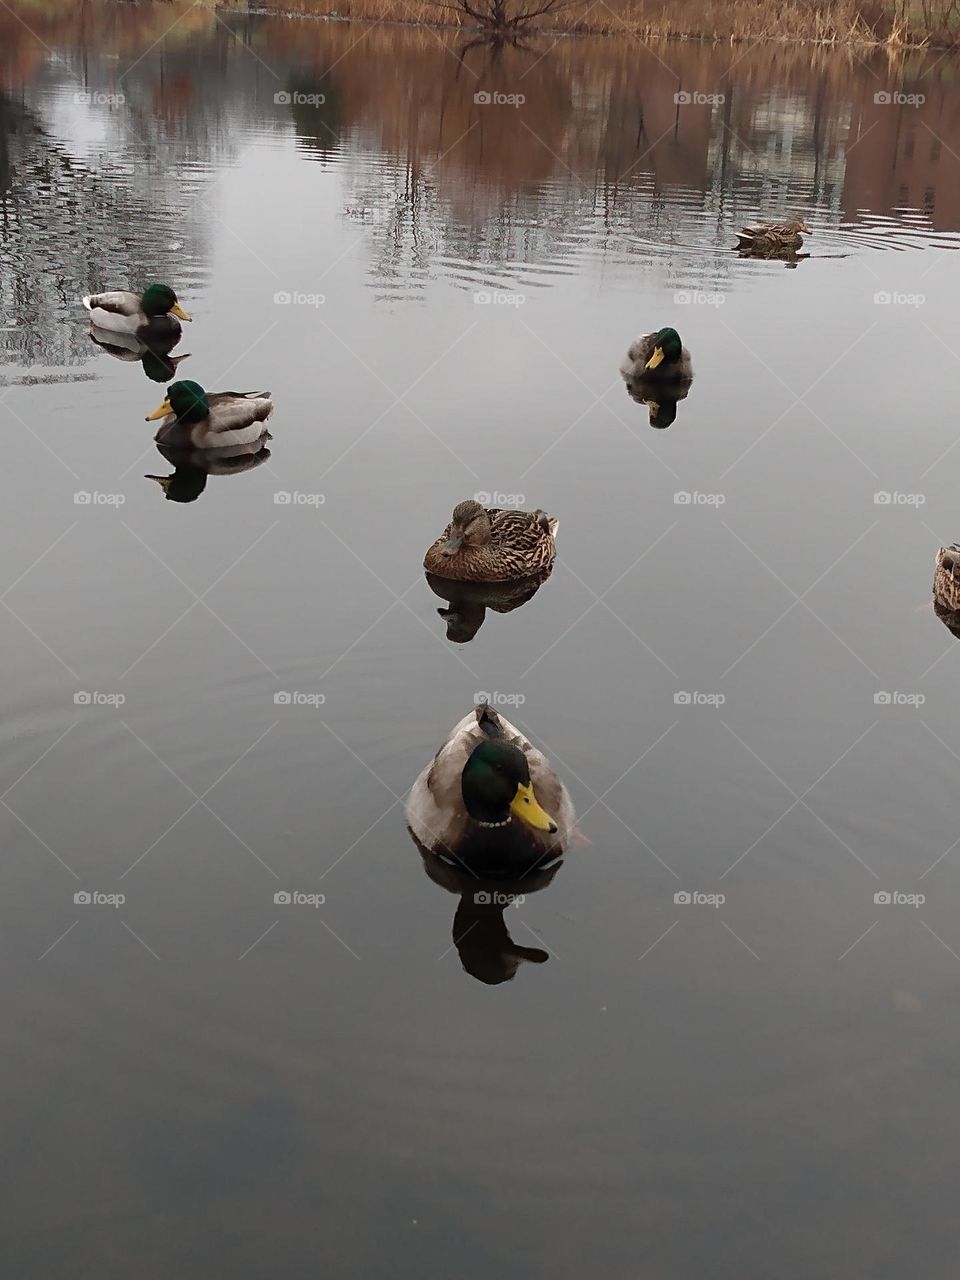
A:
[145,399,172,422]
[145,474,172,494]
[170,303,191,322]
[510,782,558,833]
[644,346,665,370]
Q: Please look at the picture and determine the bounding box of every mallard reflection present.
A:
[145,439,272,504]
[424,567,552,642]
[624,379,691,429]
[89,323,191,383]
[419,849,562,985]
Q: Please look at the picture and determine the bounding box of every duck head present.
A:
[440,500,493,555]
[644,326,684,371]
[140,283,191,322]
[461,739,558,833]
[145,379,209,424]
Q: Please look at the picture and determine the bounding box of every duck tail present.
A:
[81,295,94,311]
[475,702,504,738]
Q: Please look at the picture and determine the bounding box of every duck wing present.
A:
[83,290,141,317]
[205,392,274,435]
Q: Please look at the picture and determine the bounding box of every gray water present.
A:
[2,5,960,1275]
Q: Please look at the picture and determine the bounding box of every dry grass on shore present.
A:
[228,0,960,47]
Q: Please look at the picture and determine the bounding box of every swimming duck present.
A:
[406,703,575,876]
[736,219,810,252]
[619,328,692,384]
[145,381,273,449]
[423,500,558,583]
[83,284,191,336]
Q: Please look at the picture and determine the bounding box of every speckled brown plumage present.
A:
[423,501,558,583]
[736,219,810,252]
[934,545,960,635]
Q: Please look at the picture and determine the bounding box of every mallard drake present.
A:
[619,328,692,384]
[736,219,810,252]
[83,284,191,335]
[406,703,575,876]
[145,380,273,449]
[423,500,558,582]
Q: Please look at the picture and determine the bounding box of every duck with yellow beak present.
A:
[406,703,575,875]
[145,380,273,449]
[82,283,192,337]
[619,326,693,384]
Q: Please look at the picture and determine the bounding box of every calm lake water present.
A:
[3,3,960,1274]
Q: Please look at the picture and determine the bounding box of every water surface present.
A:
[2,5,960,1276]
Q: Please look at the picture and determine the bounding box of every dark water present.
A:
[3,3,960,1274]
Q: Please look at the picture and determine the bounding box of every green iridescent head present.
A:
[140,284,191,321]
[145,379,209,424]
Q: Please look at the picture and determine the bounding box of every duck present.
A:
[735,219,810,253]
[144,380,273,449]
[619,327,692,384]
[936,540,960,619]
[423,500,558,583]
[83,284,191,336]
[406,702,575,877]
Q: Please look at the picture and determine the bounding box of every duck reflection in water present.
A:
[424,567,552,642]
[624,379,691,429]
[419,850,561,985]
[145,439,272,504]
[88,322,191,383]
[934,544,960,638]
